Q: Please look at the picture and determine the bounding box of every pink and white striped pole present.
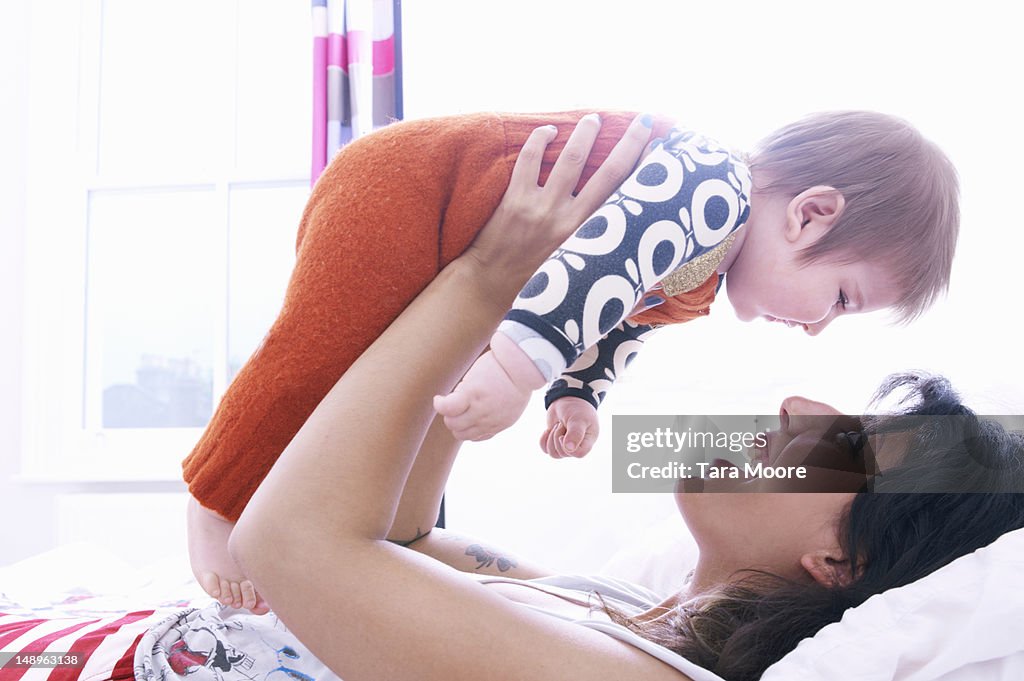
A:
[311,0,329,185]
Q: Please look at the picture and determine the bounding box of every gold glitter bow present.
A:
[658,232,737,297]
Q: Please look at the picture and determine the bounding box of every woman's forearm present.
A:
[404,526,552,579]
[383,413,553,579]
[234,257,518,548]
[386,414,461,544]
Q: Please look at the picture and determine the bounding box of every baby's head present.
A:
[723,111,960,334]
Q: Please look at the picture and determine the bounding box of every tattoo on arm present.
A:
[464,543,519,572]
[388,526,432,548]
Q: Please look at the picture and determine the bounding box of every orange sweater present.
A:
[182,111,718,520]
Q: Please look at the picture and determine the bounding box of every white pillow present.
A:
[601,517,1024,681]
[762,526,1024,681]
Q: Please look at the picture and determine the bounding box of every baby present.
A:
[436,111,960,457]
[184,110,959,612]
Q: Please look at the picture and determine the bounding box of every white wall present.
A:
[0,1,190,566]
[0,0,43,561]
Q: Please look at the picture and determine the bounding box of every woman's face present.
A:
[674,395,909,583]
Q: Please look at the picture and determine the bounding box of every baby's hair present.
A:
[749,111,960,323]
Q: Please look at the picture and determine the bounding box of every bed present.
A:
[3,526,1024,681]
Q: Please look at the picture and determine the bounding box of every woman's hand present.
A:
[463,113,655,298]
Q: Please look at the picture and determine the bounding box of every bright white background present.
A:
[1,1,1021,575]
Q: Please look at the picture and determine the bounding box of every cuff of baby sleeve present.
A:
[497,316,570,382]
[544,383,600,410]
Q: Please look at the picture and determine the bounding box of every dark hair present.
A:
[608,373,1024,681]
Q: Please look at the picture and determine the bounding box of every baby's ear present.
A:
[785,186,846,242]
[800,549,856,588]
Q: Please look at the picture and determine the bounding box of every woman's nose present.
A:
[780,396,843,432]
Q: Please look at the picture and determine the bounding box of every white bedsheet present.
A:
[8,532,1024,681]
[0,542,207,617]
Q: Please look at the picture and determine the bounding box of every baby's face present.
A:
[727,254,900,335]
[722,198,901,336]
[721,188,903,334]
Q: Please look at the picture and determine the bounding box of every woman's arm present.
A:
[403,525,553,579]
[379,115,637,575]
[383,114,651,575]
[229,115,688,681]
[386,413,554,579]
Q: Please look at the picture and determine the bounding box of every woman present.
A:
[3,375,1016,681]
[225,125,1024,681]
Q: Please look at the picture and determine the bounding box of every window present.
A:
[23,0,312,480]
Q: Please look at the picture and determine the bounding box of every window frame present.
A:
[21,0,310,482]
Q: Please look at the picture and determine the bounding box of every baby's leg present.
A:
[180,115,518,522]
[182,161,456,606]
[181,111,669,560]
[187,494,269,612]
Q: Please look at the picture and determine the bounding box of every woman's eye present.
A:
[837,290,849,309]
[835,431,866,458]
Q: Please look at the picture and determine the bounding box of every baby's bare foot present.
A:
[187,495,270,614]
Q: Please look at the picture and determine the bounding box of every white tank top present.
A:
[473,573,724,681]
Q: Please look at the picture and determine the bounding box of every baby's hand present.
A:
[435,332,546,441]
[434,351,532,441]
[540,396,599,458]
